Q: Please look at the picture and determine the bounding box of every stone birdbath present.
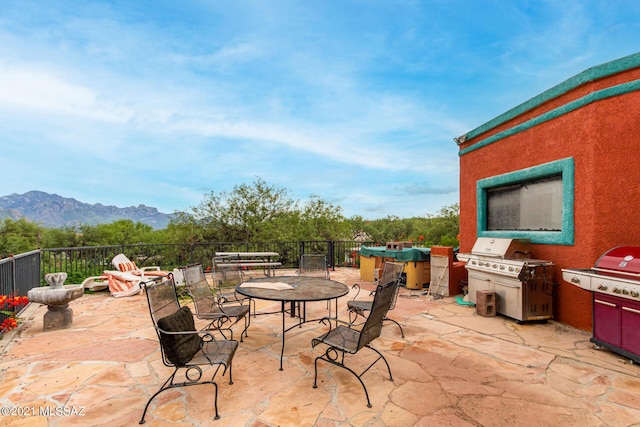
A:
[27,272,84,331]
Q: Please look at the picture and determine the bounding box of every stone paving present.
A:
[1,268,640,426]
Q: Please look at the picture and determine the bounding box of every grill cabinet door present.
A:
[621,299,640,356]
[593,294,621,348]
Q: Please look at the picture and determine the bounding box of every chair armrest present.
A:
[140,266,161,271]
[155,323,231,338]
[80,275,109,291]
[350,283,362,300]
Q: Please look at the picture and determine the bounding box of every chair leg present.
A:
[238,314,249,341]
[367,345,393,382]
[140,374,174,424]
[384,317,405,338]
[227,363,233,385]
[139,371,222,423]
[211,381,220,420]
[312,353,373,408]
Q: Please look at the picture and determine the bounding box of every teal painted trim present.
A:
[460,79,640,156]
[460,52,640,143]
[476,158,574,245]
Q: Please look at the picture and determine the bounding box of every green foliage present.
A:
[78,220,156,246]
[188,177,296,242]
[348,203,460,247]
[295,196,350,240]
[176,178,351,242]
[0,218,44,257]
[423,203,460,247]
[0,180,459,256]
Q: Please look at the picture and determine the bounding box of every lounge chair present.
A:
[111,253,169,278]
[79,275,109,292]
[103,270,146,298]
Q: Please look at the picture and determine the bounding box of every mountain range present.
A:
[0,191,175,229]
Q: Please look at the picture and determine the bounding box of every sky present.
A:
[1,1,639,220]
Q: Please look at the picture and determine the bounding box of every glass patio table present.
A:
[236,275,349,370]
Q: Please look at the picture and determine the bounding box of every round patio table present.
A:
[236,275,349,370]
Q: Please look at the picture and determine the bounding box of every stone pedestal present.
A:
[27,273,84,332]
[43,304,74,331]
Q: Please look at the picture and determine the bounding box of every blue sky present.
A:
[1,1,639,219]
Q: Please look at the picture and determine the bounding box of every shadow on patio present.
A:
[1,268,640,426]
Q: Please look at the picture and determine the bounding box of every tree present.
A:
[296,196,350,240]
[423,203,460,246]
[77,220,155,246]
[0,218,44,256]
[190,177,297,242]
[346,203,459,246]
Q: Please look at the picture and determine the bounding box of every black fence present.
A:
[0,250,40,323]
[38,240,376,285]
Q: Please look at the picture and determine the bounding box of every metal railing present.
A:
[0,250,41,297]
[0,250,40,324]
[0,240,386,331]
[38,240,376,285]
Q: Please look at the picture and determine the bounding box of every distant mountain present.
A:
[0,191,175,229]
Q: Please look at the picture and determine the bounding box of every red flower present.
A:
[0,294,28,334]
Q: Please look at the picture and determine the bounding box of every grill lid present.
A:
[470,237,531,259]
[594,246,640,277]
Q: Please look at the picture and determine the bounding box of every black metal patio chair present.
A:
[140,274,238,424]
[347,261,406,337]
[299,253,330,279]
[181,264,250,342]
[311,279,396,408]
[298,253,332,315]
[216,266,256,317]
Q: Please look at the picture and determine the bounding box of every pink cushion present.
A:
[118,261,138,272]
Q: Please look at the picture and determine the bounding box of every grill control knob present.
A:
[623,289,630,295]
[499,265,505,270]
[492,264,497,269]
[597,284,608,291]
[613,287,622,294]
[515,267,521,273]
[509,267,514,272]
[631,290,639,298]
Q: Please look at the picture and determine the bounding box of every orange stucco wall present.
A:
[457,57,640,330]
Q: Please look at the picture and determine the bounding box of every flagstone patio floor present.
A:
[1,268,640,426]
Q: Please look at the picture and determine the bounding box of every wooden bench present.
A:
[214,252,282,277]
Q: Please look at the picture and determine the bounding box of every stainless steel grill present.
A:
[458,237,554,322]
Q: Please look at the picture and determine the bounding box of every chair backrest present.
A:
[217,267,245,291]
[380,261,405,310]
[357,280,396,349]
[299,254,329,278]
[112,253,138,272]
[181,264,207,286]
[144,274,202,367]
[379,261,404,284]
[144,273,180,326]
[180,264,219,317]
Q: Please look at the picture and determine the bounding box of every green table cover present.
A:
[359,246,431,262]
